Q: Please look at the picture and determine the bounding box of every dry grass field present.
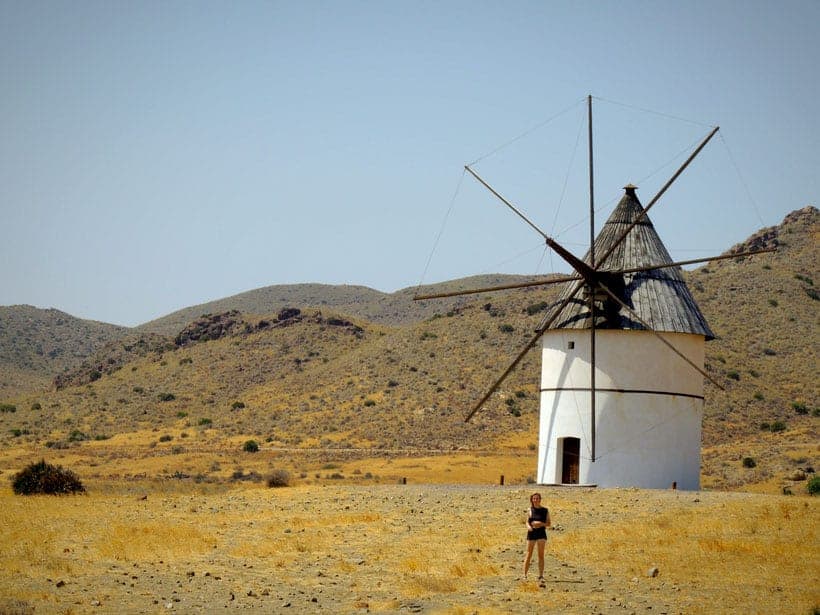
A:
[0,450,818,615]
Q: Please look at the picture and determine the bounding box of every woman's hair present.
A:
[530,492,542,507]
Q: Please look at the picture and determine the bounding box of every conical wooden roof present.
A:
[548,186,714,339]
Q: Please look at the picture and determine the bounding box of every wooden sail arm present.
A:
[596,247,777,277]
[596,126,720,268]
[595,282,724,390]
[545,237,597,282]
[464,165,549,241]
[465,280,585,422]
[464,165,604,283]
[412,274,581,301]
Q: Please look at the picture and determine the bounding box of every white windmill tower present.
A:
[537,184,715,489]
[415,96,774,490]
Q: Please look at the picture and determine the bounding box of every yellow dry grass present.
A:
[0,481,818,614]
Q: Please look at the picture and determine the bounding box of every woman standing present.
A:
[523,492,550,581]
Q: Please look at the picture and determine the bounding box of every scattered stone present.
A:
[90,600,101,606]
[647,566,660,578]
[55,580,66,588]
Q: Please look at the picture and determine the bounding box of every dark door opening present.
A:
[561,437,580,484]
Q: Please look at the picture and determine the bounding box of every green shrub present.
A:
[770,420,787,433]
[68,430,88,442]
[0,403,16,413]
[243,440,259,453]
[267,469,291,488]
[159,434,173,442]
[792,402,809,415]
[12,460,85,495]
[363,399,376,407]
[158,393,175,402]
[753,392,764,401]
[231,401,246,410]
[726,370,740,381]
[526,301,550,316]
[742,457,757,468]
[767,299,778,307]
[31,402,42,410]
[198,417,212,426]
[499,323,515,333]
[807,475,820,496]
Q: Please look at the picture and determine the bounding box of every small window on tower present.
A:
[567,341,575,350]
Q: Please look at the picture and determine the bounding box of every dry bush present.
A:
[12,460,85,495]
[267,468,292,487]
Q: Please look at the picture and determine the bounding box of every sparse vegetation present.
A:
[808,475,820,495]
[243,440,259,453]
[0,403,16,413]
[158,392,175,402]
[742,457,757,468]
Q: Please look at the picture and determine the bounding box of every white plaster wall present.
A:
[537,330,705,490]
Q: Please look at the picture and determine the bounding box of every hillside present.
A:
[0,306,126,398]
[0,207,816,492]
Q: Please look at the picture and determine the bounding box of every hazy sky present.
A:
[2,1,817,327]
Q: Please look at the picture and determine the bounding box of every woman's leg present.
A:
[523,540,535,577]
[536,538,546,578]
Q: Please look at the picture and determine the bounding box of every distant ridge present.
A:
[135,274,540,336]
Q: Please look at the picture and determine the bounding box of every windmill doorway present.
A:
[560,437,580,484]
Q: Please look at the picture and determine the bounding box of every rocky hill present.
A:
[135,274,541,336]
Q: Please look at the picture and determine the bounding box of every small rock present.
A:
[647,566,659,578]
[56,580,66,588]
[90,600,101,607]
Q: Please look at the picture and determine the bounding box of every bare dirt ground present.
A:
[1,481,818,614]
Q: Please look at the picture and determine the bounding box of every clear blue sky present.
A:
[1,1,817,327]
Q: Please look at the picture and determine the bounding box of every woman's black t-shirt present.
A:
[527,506,548,540]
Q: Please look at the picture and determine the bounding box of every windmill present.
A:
[415,96,774,489]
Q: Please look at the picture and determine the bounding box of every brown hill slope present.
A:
[0,306,126,398]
